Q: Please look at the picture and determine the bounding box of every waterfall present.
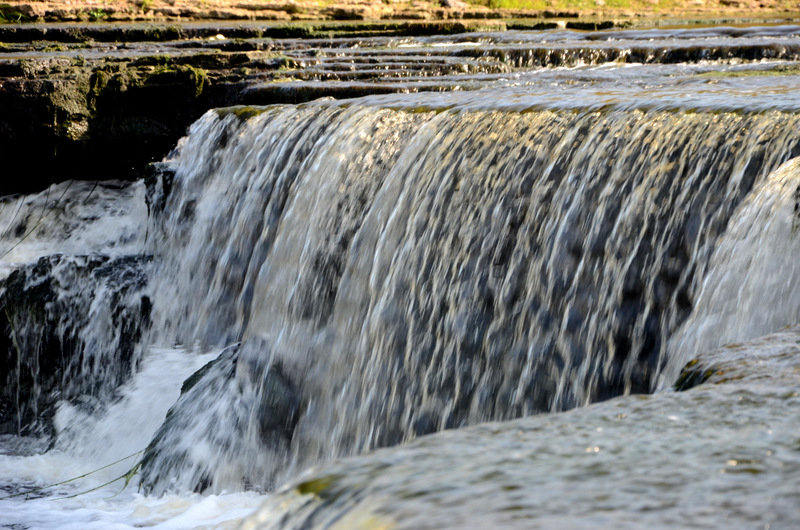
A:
[137,99,800,494]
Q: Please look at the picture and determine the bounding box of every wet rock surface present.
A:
[675,327,800,391]
[139,340,302,495]
[245,328,800,530]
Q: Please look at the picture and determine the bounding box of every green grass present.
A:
[88,8,109,22]
[467,0,680,11]
[0,4,36,23]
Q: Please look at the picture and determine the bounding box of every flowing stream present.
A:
[1,25,800,529]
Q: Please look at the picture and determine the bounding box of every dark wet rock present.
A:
[0,254,151,438]
[139,339,302,495]
[0,56,219,195]
[674,326,800,391]
[144,162,176,216]
[566,20,616,31]
[242,81,406,105]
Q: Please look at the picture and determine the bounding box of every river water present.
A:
[1,25,800,529]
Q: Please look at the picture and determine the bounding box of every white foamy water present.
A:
[1,487,264,530]
[0,347,267,529]
[0,181,147,278]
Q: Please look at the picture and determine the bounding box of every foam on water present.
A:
[0,488,264,530]
[0,347,266,529]
[0,181,147,279]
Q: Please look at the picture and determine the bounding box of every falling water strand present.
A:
[0,181,150,438]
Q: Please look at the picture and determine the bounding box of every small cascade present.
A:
[139,100,800,493]
[0,181,147,272]
[0,181,151,438]
[0,255,152,437]
[459,42,800,69]
[662,157,800,384]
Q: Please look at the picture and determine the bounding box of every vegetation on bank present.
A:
[0,0,797,25]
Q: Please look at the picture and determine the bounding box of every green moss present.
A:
[215,105,269,121]
[88,8,108,22]
[0,4,35,24]
[383,104,451,115]
[276,55,294,70]
[89,62,208,101]
[144,25,183,42]
[674,361,716,391]
[697,65,800,78]
[148,64,207,98]
[132,55,174,67]
[88,68,115,102]
[296,475,339,498]
[41,43,69,53]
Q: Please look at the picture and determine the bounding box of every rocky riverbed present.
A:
[1,0,799,194]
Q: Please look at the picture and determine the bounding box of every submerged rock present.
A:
[0,254,152,438]
[138,339,302,495]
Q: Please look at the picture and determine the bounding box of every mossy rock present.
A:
[215,105,269,121]
[674,359,716,391]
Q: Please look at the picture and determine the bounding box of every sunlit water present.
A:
[1,24,799,529]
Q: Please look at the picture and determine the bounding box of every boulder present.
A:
[138,339,302,494]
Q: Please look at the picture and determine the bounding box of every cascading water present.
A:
[138,100,799,494]
[662,157,800,381]
[1,25,800,529]
[0,182,151,437]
